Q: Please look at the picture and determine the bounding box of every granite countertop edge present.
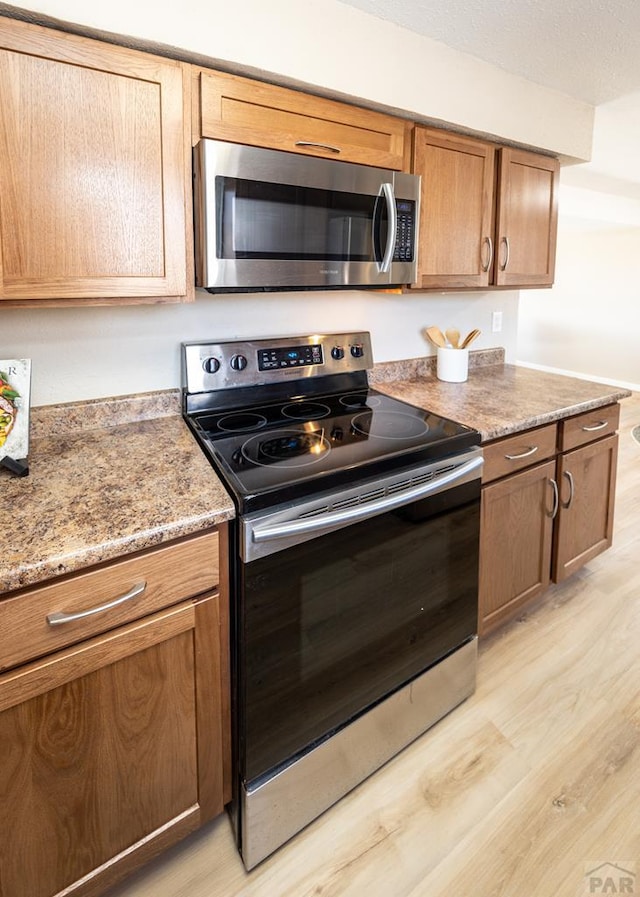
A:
[2,391,235,597]
[371,354,633,442]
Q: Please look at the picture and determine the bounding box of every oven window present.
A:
[239,484,479,783]
[216,176,388,262]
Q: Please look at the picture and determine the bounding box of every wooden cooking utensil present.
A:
[424,326,447,348]
[445,328,461,348]
[460,328,481,348]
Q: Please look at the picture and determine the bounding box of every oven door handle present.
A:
[250,453,484,543]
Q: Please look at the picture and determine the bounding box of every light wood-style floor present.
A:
[107,393,640,897]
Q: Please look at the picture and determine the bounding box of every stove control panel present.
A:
[183,332,373,397]
[258,344,323,371]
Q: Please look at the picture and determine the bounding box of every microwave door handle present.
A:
[378,182,397,273]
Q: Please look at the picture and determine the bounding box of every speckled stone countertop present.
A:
[370,350,632,441]
[2,390,234,596]
[3,359,632,595]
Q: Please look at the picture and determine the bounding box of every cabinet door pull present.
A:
[548,477,559,519]
[504,445,538,461]
[294,141,341,154]
[481,236,493,272]
[581,420,608,432]
[561,470,575,510]
[499,236,510,271]
[46,582,147,626]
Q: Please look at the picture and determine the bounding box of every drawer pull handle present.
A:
[504,445,538,461]
[46,582,147,627]
[561,470,575,510]
[581,420,608,432]
[295,141,341,154]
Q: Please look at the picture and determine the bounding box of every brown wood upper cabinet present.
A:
[0,16,192,305]
[411,126,559,290]
[196,68,409,170]
[495,148,559,287]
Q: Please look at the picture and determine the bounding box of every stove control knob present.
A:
[230,354,248,372]
[202,356,220,374]
[331,346,345,360]
[350,344,365,359]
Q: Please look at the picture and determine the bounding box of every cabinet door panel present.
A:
[0,596,223,897]
[553,434,618,582]
[495,148,559,287]
[199,69,408,170]
[0,17,190,303]
[412,127,496,289]
[479,459,556,635]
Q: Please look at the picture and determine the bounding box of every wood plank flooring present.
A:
[106,393,640,897]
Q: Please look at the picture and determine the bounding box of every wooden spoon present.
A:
[424,326,447,348]
[460,328,481,348]
[445,328,461,349]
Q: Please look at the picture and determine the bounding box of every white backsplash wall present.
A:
[2,290,518,406]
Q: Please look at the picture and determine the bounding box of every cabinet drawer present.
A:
[198,69,408,170]
[482,423,557,484]
[559,403,620,452]
[0,530,219,672]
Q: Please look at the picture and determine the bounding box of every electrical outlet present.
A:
[492,311,503,333]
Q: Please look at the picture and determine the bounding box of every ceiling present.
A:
[339,0,640,201]
[338,0,640,107]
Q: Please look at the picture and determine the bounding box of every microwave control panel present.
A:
[394,200,415,262]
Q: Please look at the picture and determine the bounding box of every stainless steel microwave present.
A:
[193,139,420,292]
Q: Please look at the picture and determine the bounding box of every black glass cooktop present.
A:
[187,387,480,512]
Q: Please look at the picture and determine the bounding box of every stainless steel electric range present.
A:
[182,331,483,869]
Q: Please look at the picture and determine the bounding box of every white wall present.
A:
[518,96,640,391]
[518,209,640,390]
[2,289,517,406]
[1,0,586,406]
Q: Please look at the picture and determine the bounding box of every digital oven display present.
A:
[258,344,323,371]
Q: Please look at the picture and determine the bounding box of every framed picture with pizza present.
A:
[0,359,31,477]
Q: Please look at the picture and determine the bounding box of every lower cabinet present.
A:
[479,457,556,634]
[0,528,230,897]
[553,433,618,583]
[479,406,620,635]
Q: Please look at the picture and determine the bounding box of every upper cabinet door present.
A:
[411,126,496,289]
[494,148,559,287]
[197,69,409,170]
[0,17,191,304]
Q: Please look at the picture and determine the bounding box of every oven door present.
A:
[237,450,482,786]
[194,138,419,291]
